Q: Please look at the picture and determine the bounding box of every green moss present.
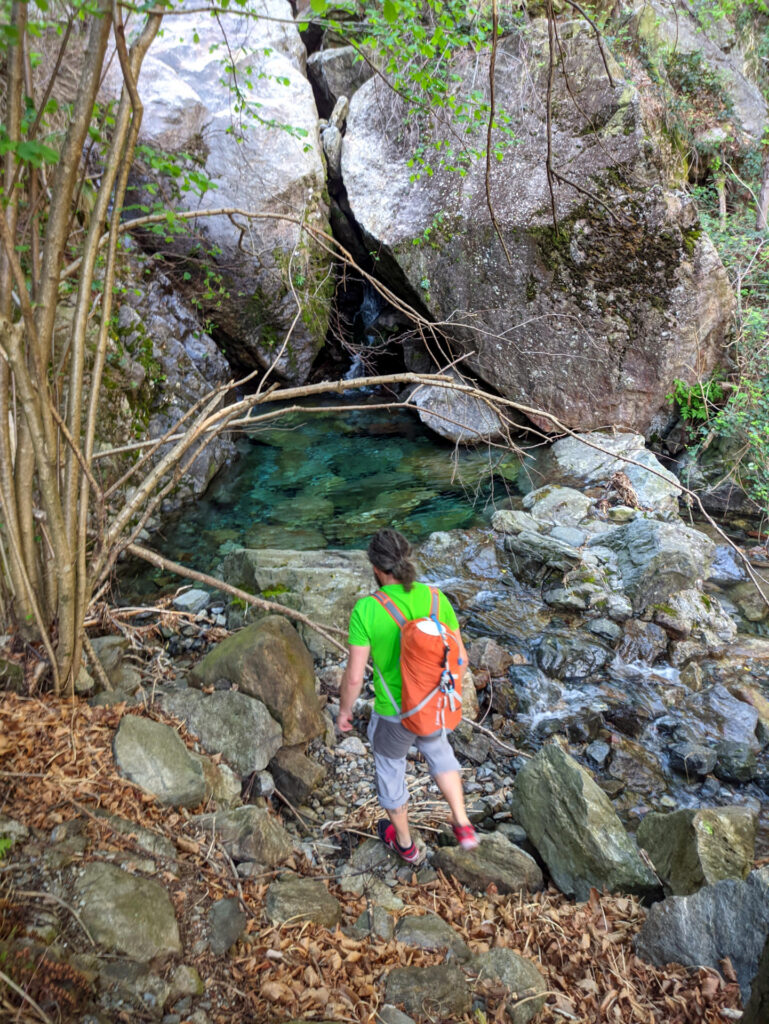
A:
[525,275,537,302]
[262,583,289,599]
[682,228,702,257]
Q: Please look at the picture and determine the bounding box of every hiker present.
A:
[338,527,479,863]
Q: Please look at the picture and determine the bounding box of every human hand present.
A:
[337,709,353,733]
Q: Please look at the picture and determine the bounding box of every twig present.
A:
[82,631,113,692]
[468,719,531,758]
[272,786,313,835]
[16,889,96,946]
[0,968,55,1024]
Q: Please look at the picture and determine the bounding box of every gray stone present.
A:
[190,616,322,746]
[350,906,394,941]
[715,741,759,784]
[708,545,749,585]
[193,805,293,866]
[394,913,470,959]
[113,715,206,808]
[191,752,242,808]
[637,807,757,896]
[159,688,282,775]
[504,531,583,578]
[0,814,29,848]
[73,861,181,960]
[377,1006,415,1024]
[472,947,548,1024]
[207,897,246,955]
[384,964,472,1019]
[88,634,129,678]
[0,657,24,692]
[682,684,761,752]
[596,518,716,614]
[616,620,668,664]
[466,636,515,677]
[586,740,611,768]
[512,744,659,901]
[269,746,326,805]
[167,964,205,1003]
[668,742,717,779]
[172,589,210,613]
[522,485,593,526]
[491,510,541,535]
[411,370,506,444]
[635,868,769,1003]
[96,812,177,860]
[265,875,342,928]
[337,736,367,756]
[535,633,612,681]
[308,46,373,117]
[744,929,769,1024]
[432,831,543,895]
[218,547,372,657]
[343,27,732,436]
[536,433,683,516]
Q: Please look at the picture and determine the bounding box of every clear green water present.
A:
[121,404,522,598]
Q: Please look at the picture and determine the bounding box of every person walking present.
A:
[338,527,478,863]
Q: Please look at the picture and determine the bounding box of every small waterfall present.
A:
[343,282,386,383]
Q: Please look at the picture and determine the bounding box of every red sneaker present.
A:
[377,819,422,864]
[452,823,479,850]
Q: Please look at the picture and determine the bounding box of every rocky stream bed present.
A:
[2,430,769,1023]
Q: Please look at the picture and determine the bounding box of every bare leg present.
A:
[386,802,412,847]
[434,770,471,827]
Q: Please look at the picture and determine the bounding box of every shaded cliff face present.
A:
[342,20,735,435]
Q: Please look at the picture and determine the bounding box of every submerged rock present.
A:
[512,744,659,901]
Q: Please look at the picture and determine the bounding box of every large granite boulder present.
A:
[218,547,371,656]
[73,862,181,961]
[159,688,282,775]
[594,517,715,613]
[635,867,769,1004]
[512,744,659,901]
[637,807,757,896]
[104,0,332,384]
[113,714,206,808]
[190,616,323,745]
[342,20,733,434]
[307,45,373,118]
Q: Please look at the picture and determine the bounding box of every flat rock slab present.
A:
[512,744,659,901]
[635,867,769,1003]
[265,875,342,929]
[193,805,293,867]
[385,964,472,1019]
[473,948,548,1024]
[394,913,470,960]
[73,861,181,961]
[433,831,543,895]
[160,688,282,775]
[113,714,205,808]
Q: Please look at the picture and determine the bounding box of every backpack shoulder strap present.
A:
[428,586,440,619]
[372,590,407,628]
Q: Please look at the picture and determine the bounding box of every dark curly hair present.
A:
[367,528,417,591]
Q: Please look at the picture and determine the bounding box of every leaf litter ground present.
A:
[0,693,746,1023]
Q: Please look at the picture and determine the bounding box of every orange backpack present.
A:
[372,586,464,736]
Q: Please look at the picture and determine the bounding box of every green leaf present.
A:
[383,0,398,24]
[310,0,327,12]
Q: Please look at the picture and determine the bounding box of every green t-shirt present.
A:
[348,581,459,716]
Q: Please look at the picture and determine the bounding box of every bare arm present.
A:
[338,644,370,732]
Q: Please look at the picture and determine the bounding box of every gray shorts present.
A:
[367,713,461,810]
